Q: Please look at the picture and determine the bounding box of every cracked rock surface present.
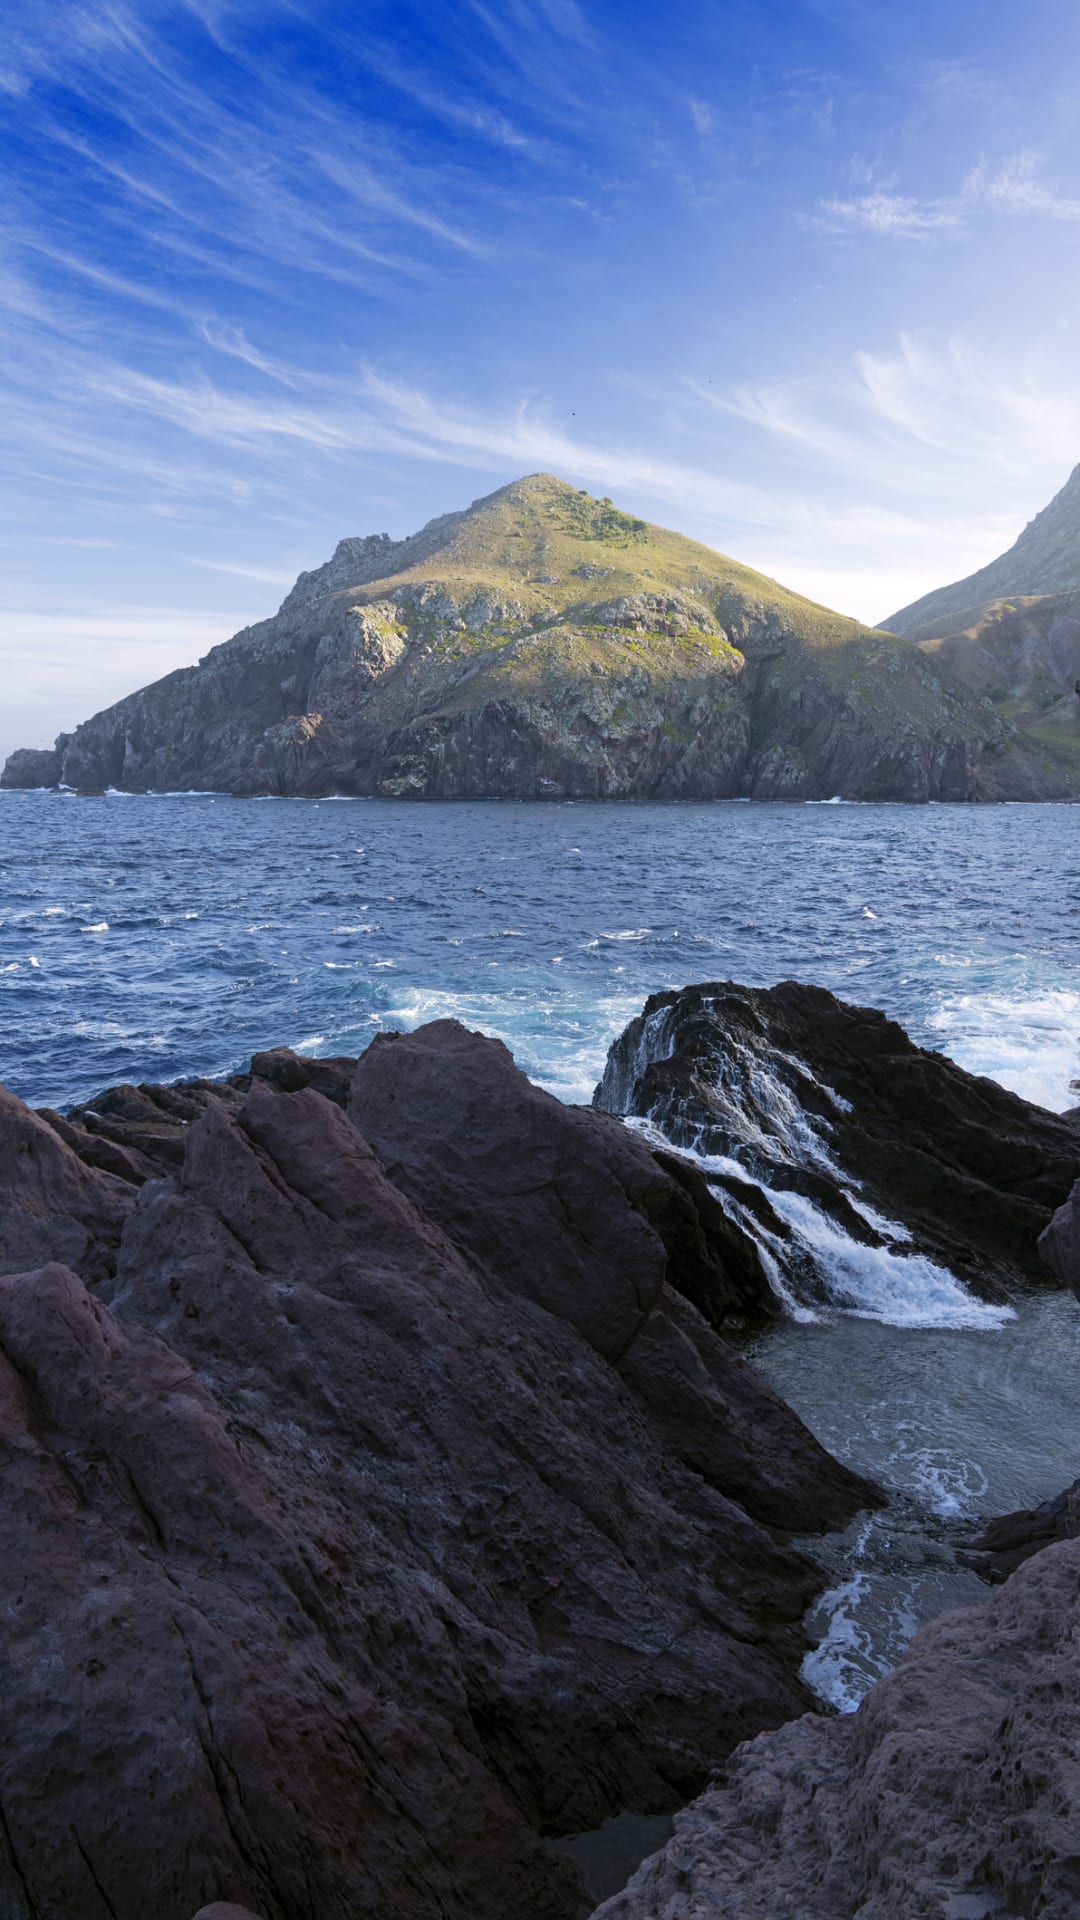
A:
[0,1021,869,1920]
[594,1536,1080,1920]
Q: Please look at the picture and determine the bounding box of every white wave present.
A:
[802,1565,875,1713]
[29,956,40,968]
[766,1186,1012,1329]
[846,1193,912,1243]
[930,986,1080,1114]
[80,921,109,934]
[894,1432,989,1519]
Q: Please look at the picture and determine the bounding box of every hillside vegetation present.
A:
[4,473,1077,800]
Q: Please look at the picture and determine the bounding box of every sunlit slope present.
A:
[4,473,1074,799]
[883,464,1080,641]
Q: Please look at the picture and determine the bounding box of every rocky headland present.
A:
[881,462,1080,783]
[1,984,1078,1918]
[4,473,1078,802]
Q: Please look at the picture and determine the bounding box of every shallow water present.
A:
[750,1293,1080,1711]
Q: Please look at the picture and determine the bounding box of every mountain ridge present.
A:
[4,471,1077,801]
[882,461,1080,639]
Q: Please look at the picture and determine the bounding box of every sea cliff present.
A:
[6,474,1078,802]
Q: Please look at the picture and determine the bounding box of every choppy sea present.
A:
[3,788,1080,1710]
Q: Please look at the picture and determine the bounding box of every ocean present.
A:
[3,788,1079,1710]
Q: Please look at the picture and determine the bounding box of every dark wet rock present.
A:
[965,1477,1080,1582]
[1038,1173,1080,1291]
[0,1082,134,1281]
[49,1076,251,1179]
[249,1045,357,1106]
[595,1537,1080,1920]
[0,1024,871,1920]
[597,980,1080,1302]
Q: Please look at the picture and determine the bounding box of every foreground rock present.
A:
[595,1537,1080,1920]
[5,472,1073,802]
[1038,1172,1080,1293]
[0,1022,869,1920]
[597,980,1080,1307]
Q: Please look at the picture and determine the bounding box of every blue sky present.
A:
[4,0,1080,761]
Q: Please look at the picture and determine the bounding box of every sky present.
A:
[3,0,1080,762]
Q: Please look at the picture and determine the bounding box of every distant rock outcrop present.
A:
[0,1021,871,1920]
[4,473,1076,802]
[880,467,1080,781]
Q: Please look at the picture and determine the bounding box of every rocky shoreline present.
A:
[0,985,1078,1917]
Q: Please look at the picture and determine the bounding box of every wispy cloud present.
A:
[815,149,1080,240]
[965,150,1080,223]
[815,191,958,237]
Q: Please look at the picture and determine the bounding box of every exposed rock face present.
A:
[0,1022,871,1920]
[0,1082,135,1279]
[594,1537,1080,1920]
[1038,1173,1080,1293]
[5,472,1074,802]
[881,467,1080,789]
[596,981,1080,1306]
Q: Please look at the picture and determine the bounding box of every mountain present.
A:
[4,472,1078,800]
[883,463,1080,639]
[880,465,1080,778]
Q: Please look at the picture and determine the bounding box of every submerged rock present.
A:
[0,1022,870,1920]
[594,1537,1080,1920]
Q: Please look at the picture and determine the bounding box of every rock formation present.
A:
[0,1020,871,1920]
[880,466,1080,785]
[1038,1171,1080,1293]
[593,1536,1080,1920]
[596,979,1080,1308]
[4,473,1076,802]
[884,461,1080,636]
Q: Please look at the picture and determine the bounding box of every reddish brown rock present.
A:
[595,1538,1080,1920]
[348,1020,776,1348]
[0,1082,134,1281]
[0,1029,871,1920]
